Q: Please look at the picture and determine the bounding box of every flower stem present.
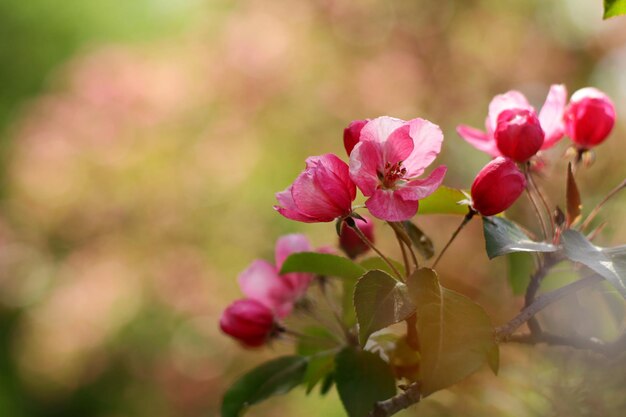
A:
[580,177,626,231]
[431,209,475,269]
[346,218,403,280]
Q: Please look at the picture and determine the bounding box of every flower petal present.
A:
[274,187,317,223]
[275,234,311,270]
[402,118,444,177]
[487,90,532,133]
[350,140,383,196]
[365,188,419,222]
[359,116,406,144]
[238,260,295,318]
[308,154,356,211]
[539,84,567,149]
[456,124,501,157]
[397,165,447,201]
[383,124,414,164]
[292,167,343,221]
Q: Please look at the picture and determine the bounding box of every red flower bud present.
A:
[471,157,526,216]
[494,109,544,162]
[343,119,368,156]
[339,216,374,258]
[220,299,276,348]
[564,87,616,149]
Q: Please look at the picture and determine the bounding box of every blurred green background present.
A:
[0,0,625,416]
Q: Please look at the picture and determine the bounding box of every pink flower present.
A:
[220,299,276,348]
[457,85,567,158]
[494,109,545,162]
[275,154,356,223]
[344,119,368,156]
[339,216,374,259]
[238,234,314,318]
[564,87,616,149]
[471,157,527,216]
[349,116,447,222]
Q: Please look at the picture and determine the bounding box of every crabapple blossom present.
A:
[343,119,368,156]
[457,85,567,158]
[349,116,447,222]
[494,109,545,162]
[219,299,277,348]
[471,157,527,216]
[564,87,616,149]
[339,215,374,258]
[275,154,356,223]
[238,234,314,318]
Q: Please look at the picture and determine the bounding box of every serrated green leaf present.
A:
[303,352,335,394]
[483,216,556,259]
[280,252,366,279]
[418,186,469,215]
[407,268,498,396]
[354,270,416,345]
[335,348,397,417]
[221,356,307,417]
[402,221,435,259]
[508,252,534,295]
[561,229,626,298]
[296,326,338,356]
[604,0,626,18]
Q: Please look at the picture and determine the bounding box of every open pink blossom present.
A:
[275,154,356,223]
[238,234,314,318]
[349,116,447,221]
[457,85,567,158]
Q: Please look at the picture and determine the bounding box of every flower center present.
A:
[378,161,407,189]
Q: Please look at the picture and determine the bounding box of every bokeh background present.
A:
[0,0,625,416]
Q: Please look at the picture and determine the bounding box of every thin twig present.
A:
[525,186,549,240]
[527,169,554,234]
[431,209,475,269]
[367,382,421,417]
[496,274,603,341]
[580,177,626,231]
[348,219,403,280]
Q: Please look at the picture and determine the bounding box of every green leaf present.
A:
[402,221,435,259]
[418,186,469,215]
[407,268,498,396]
[604,0,626,18]
[561,229,626,298]
[507,252,534,295]
[280,252,366,279]
[354,270,416,345]
[296,326,338,356]
[221,356,308,417]
[334,348,397,417]
[483,216,556,259]
[303,352,335,394]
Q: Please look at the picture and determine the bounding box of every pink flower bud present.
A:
[275,154,356,223]
[471,157,527,216]
[339,216,374,258]
[564,87,616,149]
[220,299,276,348]
[343,119,368,156]
[494,109,544,162]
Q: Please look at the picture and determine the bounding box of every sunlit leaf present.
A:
[280,252,366,279]
[354,270,415,345]
[561,229,626,298]
[566,163,582,226]
[221,356,308,417]
[418,186,469,215]
[407,268,498,396]
[334,347,397,417]
[483,216,557,259]
[604,0,626,18]
[402,221,435,259]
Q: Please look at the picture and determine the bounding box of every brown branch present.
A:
[367,383,421,417]
[497,273,603,341]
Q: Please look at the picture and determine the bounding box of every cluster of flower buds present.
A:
[220,234,315,347]
[459,85,616,216]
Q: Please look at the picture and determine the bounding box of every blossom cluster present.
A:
[221,84,616,347]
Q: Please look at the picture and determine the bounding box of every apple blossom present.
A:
[494,109,545,162]
[564,87,616,149]
[275,154,356,223]
[471,157,527,216]
[219,299,277,348]
[349,116,447,222]
[343,119,369,156]
[457,85,567,158]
